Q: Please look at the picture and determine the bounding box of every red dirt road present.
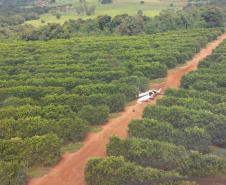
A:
[27,33,226,185]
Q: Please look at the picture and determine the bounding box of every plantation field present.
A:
[25,0,187,27]
[1,28,223,184]
[85,30,226,185]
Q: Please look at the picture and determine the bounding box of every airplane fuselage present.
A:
[137,88,162,102]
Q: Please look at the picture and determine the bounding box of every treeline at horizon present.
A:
[0,2,224,41]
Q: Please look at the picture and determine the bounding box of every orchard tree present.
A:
[78,105,110,125]
[85,156,181,185]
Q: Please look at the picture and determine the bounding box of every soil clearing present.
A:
[27,33,226,185]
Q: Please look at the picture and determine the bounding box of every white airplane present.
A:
[137,88,163,103]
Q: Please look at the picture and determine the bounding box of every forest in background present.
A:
[0,0,224,41]
[0,0,225,184]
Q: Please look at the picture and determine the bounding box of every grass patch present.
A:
[89,125,102,133]
[150,78,167,83]
[26,8,162,27]
[26,167,51,178]
[109,113,122,118]
[24,0,185,27]
[126,102,132,106]
[168,63,188,74]
[211,147,226,159]
[60,142,84,153]
[168,67,183,73]
[176,63,188,67]
[125,102,136,106]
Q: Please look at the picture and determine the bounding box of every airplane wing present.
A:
[138,88,163,101]
[138,91,149,97]
[137,94,150,102]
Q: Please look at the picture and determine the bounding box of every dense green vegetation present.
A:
[106,136,188,169]
[0,27,223,184]
[0,0,225,184]
[84,29,226,184]
[210,0,226,7]
[0,2,224,41]
[0,5,51,27]
[20,6,226,40]
[85,156,185,185]
[23,0,188,26]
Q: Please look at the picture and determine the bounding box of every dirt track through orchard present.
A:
[27,33,226,185]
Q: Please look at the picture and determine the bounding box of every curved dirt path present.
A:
[27,33,226,185]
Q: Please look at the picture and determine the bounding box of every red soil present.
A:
[27,33,226,185]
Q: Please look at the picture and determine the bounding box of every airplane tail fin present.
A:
[156,87,164,95]
[156,88,162,94]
